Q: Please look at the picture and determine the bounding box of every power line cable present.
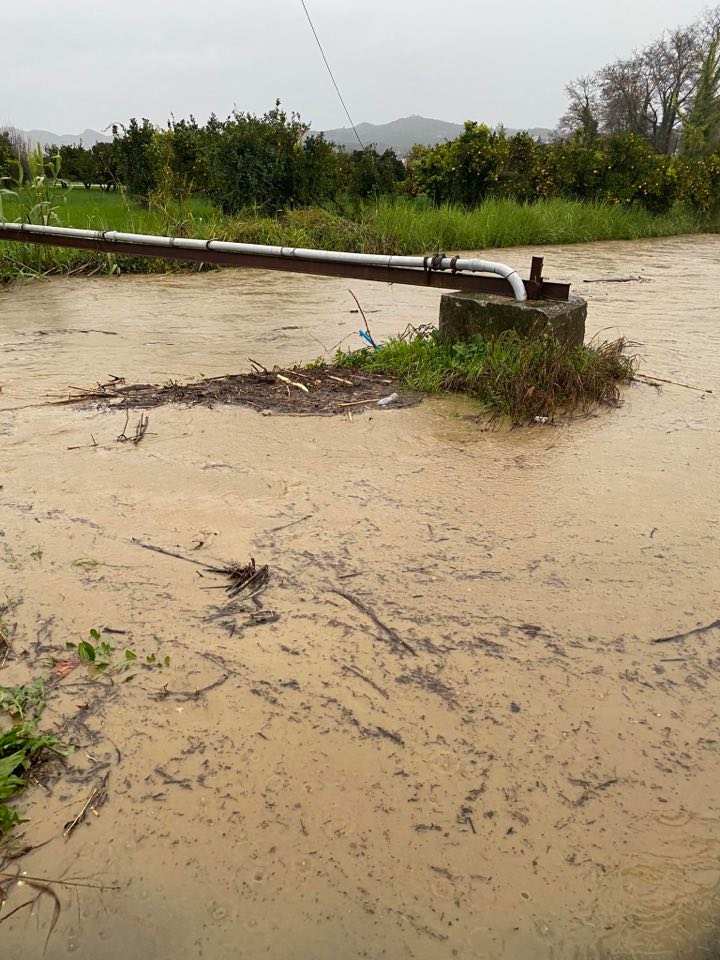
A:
[298,0,365,149]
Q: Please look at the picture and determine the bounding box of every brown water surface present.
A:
[1,234,719,959]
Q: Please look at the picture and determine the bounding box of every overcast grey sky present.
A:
[3,0,712,134]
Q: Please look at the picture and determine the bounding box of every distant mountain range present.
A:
[15,116,555,155]
[16,128,111,148]
[322,115,554,154]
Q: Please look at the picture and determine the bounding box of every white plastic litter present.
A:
[377,393,399,408]
[533,416,549,424]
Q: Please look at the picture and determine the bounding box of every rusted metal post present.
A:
[526,256,544,299]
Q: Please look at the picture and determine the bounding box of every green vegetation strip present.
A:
[336,329,636,422]
[0,678,60,835]
[0,193,702,284]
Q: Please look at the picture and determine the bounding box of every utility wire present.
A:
[298,0,364,149]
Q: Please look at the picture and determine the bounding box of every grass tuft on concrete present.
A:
[336,328,636,422]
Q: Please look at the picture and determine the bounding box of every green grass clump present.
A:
[0,723,60,834]
[337,328,636,422]
[366,196,702,251]
[0,678,60,834]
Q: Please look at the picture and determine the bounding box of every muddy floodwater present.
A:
[1,234,719,959]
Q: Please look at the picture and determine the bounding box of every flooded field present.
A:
[1,234,719,959]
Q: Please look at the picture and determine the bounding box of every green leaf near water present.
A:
[77,640,96,662]
[0,749,27,782]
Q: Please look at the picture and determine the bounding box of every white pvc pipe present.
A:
[0,222,528,301]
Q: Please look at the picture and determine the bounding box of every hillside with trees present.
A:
[1,6,719,222]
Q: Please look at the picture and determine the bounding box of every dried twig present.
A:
[132,541,271,602]
[330,590,417,656]
[338,397,383,408]
[343,664,389,699]
[634,372,712,393]
[153,674,229,702]
[206,558,270,598]
[268,514,313,533]
[276,373,309,394]
[0,871,118,891]
[0,877,61,955]
[568,777,619,806]
[583,276,652,284]
[116,410,149,444]
[132,539,210,568]
[348,289,377,347]
[63,773,109,837]
[67,435,99,451]
[652,618,720,645]
[0,630,13,669]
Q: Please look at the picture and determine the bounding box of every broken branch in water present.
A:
[651,618,720,645]
[131,540,271,600]
[132,539,209,568]
[205,558,270,598]
[568,777,619,806]
[267,514,313,534]
[338,397,383,408]
[153,674,229,702]
[0,871,119,891]
[330,590,417,656]
[64,772,109,836]
[116,410,149,444]
[583,276,652,284]
[343,664,390,699]
[633,372,712,393]
[67,434,99,451]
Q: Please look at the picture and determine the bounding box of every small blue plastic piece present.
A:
[358,329,380,350]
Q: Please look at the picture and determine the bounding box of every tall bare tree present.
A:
[558,76,601,140]
[643,27,699,153]
[559,12,708,154]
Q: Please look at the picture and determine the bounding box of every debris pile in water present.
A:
[55,365,418,417]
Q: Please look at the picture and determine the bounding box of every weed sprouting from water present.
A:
[0,675,61,835]
[336,327,637,422]
[66,628,170,675]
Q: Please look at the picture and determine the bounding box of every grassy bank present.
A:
[0,188,706,282]
[336,328,636,422]
[368,197,701,248]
